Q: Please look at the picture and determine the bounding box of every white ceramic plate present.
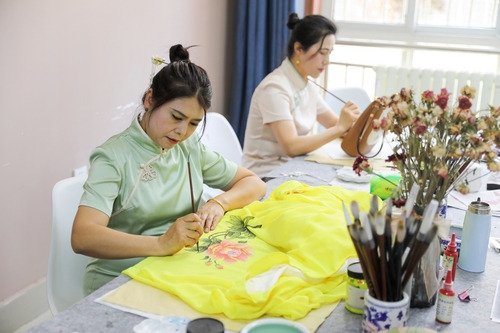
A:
[336,166,372,183]
[240,318,310,333]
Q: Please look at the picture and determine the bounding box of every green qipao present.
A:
[80,114,237,294]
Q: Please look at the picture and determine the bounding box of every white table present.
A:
[29,157,500,332]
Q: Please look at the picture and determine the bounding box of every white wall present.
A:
[0,0,233,315]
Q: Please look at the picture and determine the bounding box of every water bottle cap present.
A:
[469,198,490,215]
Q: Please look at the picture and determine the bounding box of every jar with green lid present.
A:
[345,261,367,314]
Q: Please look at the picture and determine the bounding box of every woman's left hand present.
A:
[197,199,225,232]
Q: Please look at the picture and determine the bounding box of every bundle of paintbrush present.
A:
[342,184,439,302]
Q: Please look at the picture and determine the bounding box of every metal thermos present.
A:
[457,199,491,272]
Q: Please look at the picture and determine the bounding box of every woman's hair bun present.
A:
[286,12,300,30]
[169,44,190,63]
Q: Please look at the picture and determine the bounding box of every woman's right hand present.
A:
[337,101,360,133]
[158,213,203,255]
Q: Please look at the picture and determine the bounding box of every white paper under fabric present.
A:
[245,264,307,293]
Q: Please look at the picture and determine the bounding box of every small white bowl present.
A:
[240,318,310,333]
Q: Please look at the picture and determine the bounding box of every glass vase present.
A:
[409,200,445,308]
[409,237,441,308]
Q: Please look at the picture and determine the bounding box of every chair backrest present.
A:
[324,86,372,115]
[197,112,242,164]
[47,174,89,315]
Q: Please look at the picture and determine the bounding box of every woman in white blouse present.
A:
[242,13,360,178]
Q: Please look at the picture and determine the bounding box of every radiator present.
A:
[374,66,500,111]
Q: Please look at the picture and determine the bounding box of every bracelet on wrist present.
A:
[208,198,226,212]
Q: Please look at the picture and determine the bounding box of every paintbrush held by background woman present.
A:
[70,44,266,296]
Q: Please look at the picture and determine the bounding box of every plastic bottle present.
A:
[436,270,455,324]
[442,233,458,280]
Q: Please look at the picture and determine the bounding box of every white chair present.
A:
[324,86,372,115]
[196,112,243,203]
[197,112,243,164]
[47,174,89,315]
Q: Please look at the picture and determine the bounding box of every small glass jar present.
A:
[186,317,224,333]
[345,262,367,314]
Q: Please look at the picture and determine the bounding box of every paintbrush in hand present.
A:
[308,78,347,104]
[187,153,199,252]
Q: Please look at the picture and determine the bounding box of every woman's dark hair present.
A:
[142,44,212,132]
[286,13,337,58]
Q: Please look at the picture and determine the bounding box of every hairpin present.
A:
[149,56,169,85]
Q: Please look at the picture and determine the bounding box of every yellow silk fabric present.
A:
[123,180,374,320]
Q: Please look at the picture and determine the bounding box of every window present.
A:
[330,0,499,33]
[324,0,500,50]
[417,0,498,29]
[333,0,407,24]
[320,0,500,100]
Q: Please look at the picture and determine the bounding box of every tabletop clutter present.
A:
[342,181,493,332]
[128,176,495,333]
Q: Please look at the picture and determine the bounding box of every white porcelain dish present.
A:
[240,318,310,333]
[336,166,371,183]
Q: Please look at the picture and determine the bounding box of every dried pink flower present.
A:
[458,96,472,110]
[353,85,500,207]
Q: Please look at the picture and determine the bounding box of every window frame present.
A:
[322,0,500,55]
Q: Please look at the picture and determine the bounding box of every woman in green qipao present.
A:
[71,44,267,295]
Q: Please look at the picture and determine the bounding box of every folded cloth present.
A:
[123,180,375,320]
